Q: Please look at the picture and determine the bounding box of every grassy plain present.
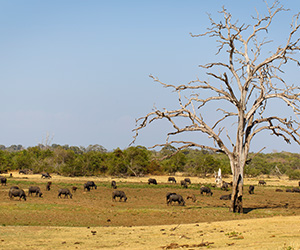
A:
[0,172,299,249]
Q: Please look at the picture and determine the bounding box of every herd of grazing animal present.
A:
[0,174,299,206]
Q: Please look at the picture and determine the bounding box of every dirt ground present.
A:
[0,172,299,249]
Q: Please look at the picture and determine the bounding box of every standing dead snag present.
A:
[132,1,300,213]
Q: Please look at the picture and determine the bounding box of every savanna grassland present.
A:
[0,172,299,249]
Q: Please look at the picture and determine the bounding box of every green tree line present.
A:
[0,144,299,179]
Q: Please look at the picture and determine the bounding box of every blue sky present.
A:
[0,0,299,153]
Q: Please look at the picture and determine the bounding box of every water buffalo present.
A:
[0,177,7,186]
[168,177,176,183]
[248,185,255,194]
[200,186,213,196]
[220,194,231,200]
[286,189,293,193]
[41,172,52,179]
[166,192,177,202]
[10,186,20,190]
[275,189,283,192]
[46,181,52,191]
[148,178,157,185]
[28,186,43,197]
[72,186,78,192]
[258,180,266,186]
[9,188,26,201]
[167,194,185,206]
[84,183,91,192]
[292,187,300,193]
[112,190,127,202]
[221,181,229,191]
[58,188,73,199]
[111,180,117,189]
[180,180,188,188]
[184,178,191,184]
[186,194,196,202]
[84,181,97,191]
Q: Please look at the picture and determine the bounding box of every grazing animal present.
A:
[111,180,117,189]
[180,180,188,188]
[84,183,91,192]
[186,194,196,202]
[41,172,51,179]
[9,188,26,201]
[184,178,191,184]
[84,181,97,191]
[28,186,43,197]
[168,177,176,183]
[221,181,229,191]
[220,194,231,200]
[167,194,185,206]
[248,185,255,194]
[292,187,300,193]
[275,189,283,192]
[58,188,73,199]
[10,186,20,190]
[258,180,266,186]
[0,177,7,186]
[112,190,127,202]
[72,186,78,192]
[298,181,300,187]
[148,178,157,185]
[166,192,177,202]
[46,181,52,191]
[200,186,213,196]
[286,189,293,193]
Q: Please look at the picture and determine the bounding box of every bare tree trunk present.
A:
[230,172,243,213]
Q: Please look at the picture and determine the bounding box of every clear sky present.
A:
[0,0,299,153]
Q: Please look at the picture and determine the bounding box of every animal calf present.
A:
[72,186,78,192]
[111,180,117,189]
[186,194,196,202]
[168,177,176,183]
[0,177,7,186]
[184,178,191,184]
[258,180,266,186]
[46,182,52,191]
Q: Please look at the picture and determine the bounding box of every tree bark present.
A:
[230,173,243,213]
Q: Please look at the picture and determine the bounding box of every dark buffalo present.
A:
[180,180,188,188]
[10,186,20,190]
[286,189,293,193]
[84,181,97,191]
[184,178,191,184]
[28,186,43,197]
[0,177,7,186]
[72,186,78,192]
[186,194,196,202]
[167,194,185,206]
[168,177,176,183]
[200,186,213,196]
[111,180,117,189]
[248,185,255,194]
[148,178,157,185]
[298,181,300,187]
[258,180,266,186]
[220,194,231,200]
[221,181,229,191]
[84,183,91,192]
[41,172,52,179]
[9,188,26,201]
[166,192,177,202]
[58,188,72,198]
[275,189,283,192]
[112,190,127,202]
[46,181,52,191]
[292,187,300,193]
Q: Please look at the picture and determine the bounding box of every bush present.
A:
[287,169,300,180]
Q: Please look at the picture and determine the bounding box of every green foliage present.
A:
[0,144,299,177]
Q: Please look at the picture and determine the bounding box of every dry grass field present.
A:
[0,172,299,249]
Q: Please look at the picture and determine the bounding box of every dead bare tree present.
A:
[132,1,300,213]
